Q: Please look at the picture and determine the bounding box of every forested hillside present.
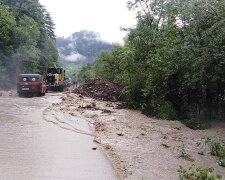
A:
[57,30,113,62]
[56,30,113,80]
[0,0,58,89]
[78,0,225,122]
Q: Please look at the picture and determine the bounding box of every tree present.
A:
[78,0,225,120]
[0,3,16,89]
[0,3,16,57]
[0,0,58,89]
[40,5,56,40]
[39,36,58,73]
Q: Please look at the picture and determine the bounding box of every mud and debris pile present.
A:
[74,78,124,102]
[0,91,16,96]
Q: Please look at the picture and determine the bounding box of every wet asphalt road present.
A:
[0,93,117,180]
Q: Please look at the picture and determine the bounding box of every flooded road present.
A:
[0,92,118,180]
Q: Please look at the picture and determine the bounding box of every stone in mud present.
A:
[103,144,112,150]
[117,133,124,136]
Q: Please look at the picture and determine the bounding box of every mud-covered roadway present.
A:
[0,91,225,180]
[0,91,117,180]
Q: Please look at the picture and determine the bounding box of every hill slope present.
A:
[56,30,113,63]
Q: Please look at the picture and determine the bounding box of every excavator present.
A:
[45,65,66,91]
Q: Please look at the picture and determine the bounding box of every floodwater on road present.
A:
[0,92,118,180]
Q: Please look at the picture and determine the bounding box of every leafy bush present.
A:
[209,139,225,167]
[210,140,225,158]
[200,137,225,168]
[158,100,177,120]
[142,96,177,120]
[178,164,223,180]
[178,144,195,162]
[217,159,225,167]
[182,118,211,130]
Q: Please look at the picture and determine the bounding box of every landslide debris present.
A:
[74,78,124,102]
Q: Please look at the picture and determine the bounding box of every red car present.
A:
[17,74,47,97]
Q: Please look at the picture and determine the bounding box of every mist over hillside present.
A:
[56,30,113,63]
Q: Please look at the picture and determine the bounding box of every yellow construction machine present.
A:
[45,65,66,91]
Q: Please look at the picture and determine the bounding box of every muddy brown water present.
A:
[0,93,118,180]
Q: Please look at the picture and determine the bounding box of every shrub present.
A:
[178,164,223,180]
[209,139,225,167]
[217,159,225,167]
[182,118,211,130]
[178,144,195,162]
[210,140,225,158]
[158,100,177,120]
[142,96,177,120]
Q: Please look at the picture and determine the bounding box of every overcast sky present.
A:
[39,0,137,43]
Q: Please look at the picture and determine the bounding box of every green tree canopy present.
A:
[0,0,58,89]
[78,0,225,121]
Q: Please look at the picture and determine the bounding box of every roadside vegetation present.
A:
[208,138,225,167]
[177,137,225,179]
[78,0,225,123]
[178,165,223,180]
[0,0,58,89]
[76,3,225,176]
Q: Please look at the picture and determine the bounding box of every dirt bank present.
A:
[74,78,123,102]
[56,93,225,179]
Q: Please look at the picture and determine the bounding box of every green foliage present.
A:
[78,0,225,124]
[182,118,211,130]
[210,140,225,158]
[93,51,115,81]
[43,10,56,40]
[78,63,94,84]
[0,3,16,55]
[210,139,225,167]
[178,144,195,162]
[157,99,177,120]
[200,137,225,168]
[177,164,223,180]
[0,63,10,90]
[59,60,87,80]
[16,15,40,46]
[217,159,225,168]
[39,36,58,73]
[0,0,58,89]
[143,95,177,120]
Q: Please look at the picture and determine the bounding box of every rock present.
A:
[174,126,181,130]
[198,151,204,155]
[93,139,101,144]
[102,109,113,114]
[103,144,112,150]
[61,97,66,101]
[117,133,124,136]
[161,143,170,148]
[94,121,105,132]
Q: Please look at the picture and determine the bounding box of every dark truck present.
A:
[17,74,47,97]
